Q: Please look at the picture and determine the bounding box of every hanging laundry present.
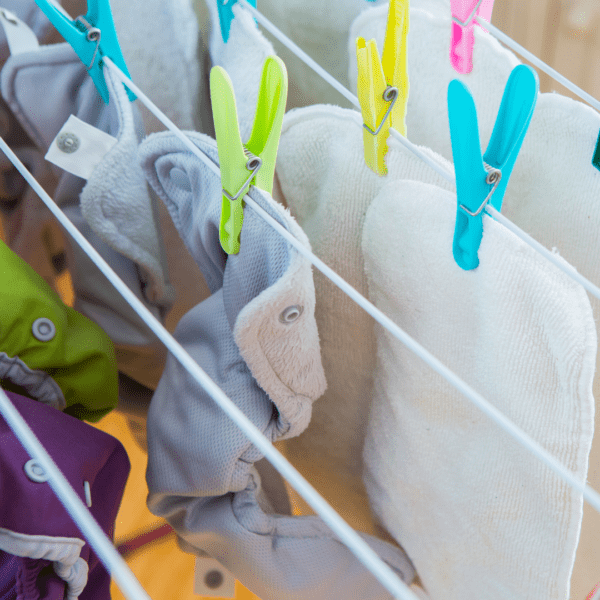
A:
[0,237,118,422]
[139,131,420,599]
[349,5,600,593]
[361,178,596,599]
[0,0,209,413]
[274,104,453,545]
[0,389,130,600]
[0,15,172,397]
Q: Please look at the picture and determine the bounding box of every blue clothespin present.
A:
[448,64,538,270]
[217,0,257,43]
[34,0,135,104]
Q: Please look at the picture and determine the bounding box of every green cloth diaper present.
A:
[0,238,118,421]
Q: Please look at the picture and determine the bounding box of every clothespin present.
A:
[592,132,600,172]
[450,0,495,74]
[210,56,288,255]
[34,0,135,103]
[217,0,257,43]
[356,0,410,176]
[448,64,538,270]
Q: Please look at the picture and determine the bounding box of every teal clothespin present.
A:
[210,56,288,255]
[217,0,257,43]
[34,0,135,104]
[592,131,600,171]
[448,64,538,270]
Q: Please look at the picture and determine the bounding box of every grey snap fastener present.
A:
[56,132,80,154]
[32,318,56,342]
[279,305,303,324]
[204,570,224,589]
[24,459,49,483]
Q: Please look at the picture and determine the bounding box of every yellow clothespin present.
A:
[356,0,410,175]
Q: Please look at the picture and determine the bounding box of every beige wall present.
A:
[492,0,600,101]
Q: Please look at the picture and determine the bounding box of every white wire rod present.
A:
[0,132,418,600]
[104,58,600,521]
[0,386,152,600]
[238,0,600,304]
[477,17,600,113]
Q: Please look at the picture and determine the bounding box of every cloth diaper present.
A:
[0,389,129,600]
[139,130,418,599]
[0,237,118,422]
[275,104,453,535]
[361,178,596,599]
[349,6,600,593]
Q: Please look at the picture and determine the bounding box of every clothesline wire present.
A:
[239,0,600,303]
[0,386,152,600]
[105,56,600,519]
[478,16,600,113]
[0,136,418,600]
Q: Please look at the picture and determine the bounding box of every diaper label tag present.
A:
[45,115,118,180]
[194,556,235,597]
[0,9,39,55]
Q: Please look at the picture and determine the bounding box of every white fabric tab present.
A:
[0,8,39,55]
[194,557,235,598]
[45,115,118,181]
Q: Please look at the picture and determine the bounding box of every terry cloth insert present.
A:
[139,131,417,600]
[275,104,453,536]
[349,7,600,592]
[361,179,597,600]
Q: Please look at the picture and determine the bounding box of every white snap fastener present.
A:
[32,318,56,342]
[84,481,92,508]
[24,459,49,483]
[279,305,303,324]
[56,132,80,154]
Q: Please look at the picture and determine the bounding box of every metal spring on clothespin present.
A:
[459,163,502,217]
[222,149,263,202]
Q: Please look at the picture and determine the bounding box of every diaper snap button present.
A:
[56,132,80,154]
[279,305,303,324]
[32,318,56,342]
[24,459,49,483]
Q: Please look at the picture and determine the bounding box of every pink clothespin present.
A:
[450,0,495,74]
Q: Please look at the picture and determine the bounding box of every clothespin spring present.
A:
[363,86,399,136]
[452,0,485,27]
[459,163,502,217]
[222,149,263,202]
[74,16,101,70]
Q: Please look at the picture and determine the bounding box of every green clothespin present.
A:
[210,56,288,255]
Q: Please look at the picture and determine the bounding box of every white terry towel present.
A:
[276,104,453,534]
[349,6,600,593]
[361,179,597,600]
[111,0,200,133]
